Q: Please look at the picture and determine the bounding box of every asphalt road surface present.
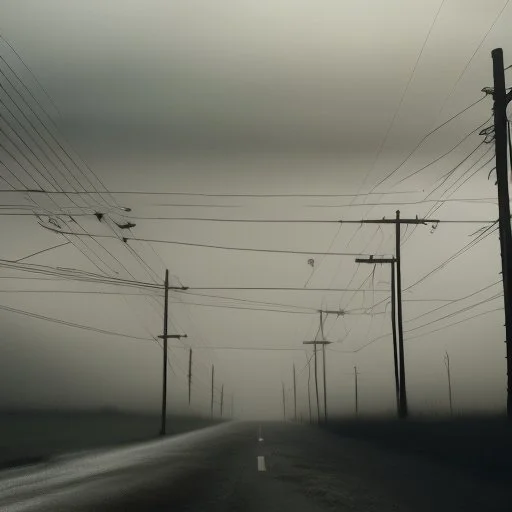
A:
[0,421,509,511]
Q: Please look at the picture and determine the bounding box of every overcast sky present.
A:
[0,1,509,419]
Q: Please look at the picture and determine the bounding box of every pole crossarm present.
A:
[303,340,333,345]
[158,334,188,339]
[339,218,438,225]
[355,257,397,264]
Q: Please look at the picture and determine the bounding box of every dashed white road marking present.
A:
[257,456,266,472]
[258,425,264,442]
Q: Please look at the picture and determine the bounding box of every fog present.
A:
[0,1,508,420]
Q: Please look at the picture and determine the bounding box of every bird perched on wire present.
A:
[114,221,136,230]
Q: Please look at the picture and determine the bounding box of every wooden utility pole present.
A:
[491,48,512,417]
[220,384,224,417]
[303,339,332,423]
[293,363,297,422]
[350,213,436,418]
[395,210,408,418]
[188,348,192,405]
[314,341,320,423]
[444,351,453,416]
[391,260,400,414]
[158,269,187,436]
[302,310,339,424]
[355,256,399,416]
[160,269,169,436]
[320,312,328,423]
[306,352,312,424]
[282,382,286,420]
[211,364,215,419]
[354,366,359,416]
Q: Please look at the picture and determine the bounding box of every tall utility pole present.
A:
[211,364,215,419]
[303,338,332,423]
[444,351,453,416]
[391,260,400,414]
[302,310,338,424]
[354,366,359,416]
[282,382,286,420]
[188,348,193,405]
[320,312,328,423]
[350,212,435,418]
[158,269,187,436]
[491,48,512,417]
[306,352,312,424]
[355,256,399,415]
[395,210,407,418]
[293,363,297,422]
[220,384,224,417]
[308,340,320,422]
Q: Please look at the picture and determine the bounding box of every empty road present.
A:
[0,421,509,511]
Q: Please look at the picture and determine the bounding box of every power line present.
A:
[0,289,162,297]
[371,95,488,190]
[304,197,499,208]
[430,150,495,206]
[0,33,62,118]
[423,141,488,200]
[180,287,390,292]
[174,290,319,311]
[0,52,116,209]
[15,242,71,262]
[37,225,388,257]
[396,118,491,185]
[359,0,447,195]
[167,300,317,315]
[353,293,503,353]
[168,345,305,351]
[405,307,503,342]
[404,223,499,292]
[366,222,499,314]
[0,259,163,289]
[0,72,93,205]
[0,302,154,341]
[442,0,511,106]
[125,215,496,224]
[0,189,422,198]
[404,293,503,333]
[0,50,158,314]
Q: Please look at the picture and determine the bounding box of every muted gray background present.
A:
[0,0,507,419]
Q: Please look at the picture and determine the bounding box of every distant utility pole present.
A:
[303,338,332,423]
[303,341,320,423]
[188,348,193,405]
[282,382,286,421]
[354,366,359,416]
[491,48,512,417]
[306,352,312,424]
[220,384,224,417]
[444,351,453,416]
[158,269,187,436]
[351,212,436,419]
[211,364,215,419]
[355,256,399,416]
[293,363,297,422]
[303,310,337,424]
[320,312,328,423]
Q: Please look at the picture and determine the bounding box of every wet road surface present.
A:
[0,421,509,511]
